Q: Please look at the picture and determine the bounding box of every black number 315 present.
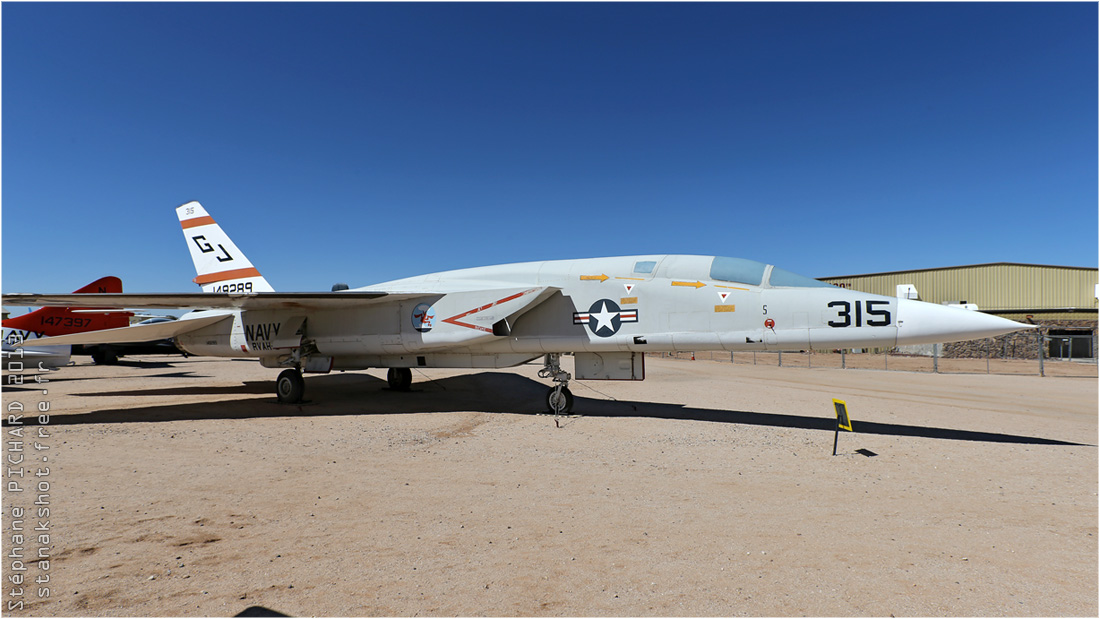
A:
[828,300,891,328]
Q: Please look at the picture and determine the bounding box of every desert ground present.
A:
[3,353,1096,616]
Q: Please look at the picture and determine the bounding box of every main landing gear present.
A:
[387,368,412,391]
[276,368,304,403]
[539,353,573,414]
[90,347,119,365]
[273,359,565,410]
[274,367,413,403]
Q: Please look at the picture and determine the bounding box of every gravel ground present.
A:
[3,354,1095,616]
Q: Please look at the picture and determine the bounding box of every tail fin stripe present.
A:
[193,267,262,285]
[180,216,217,229]
[176,201,275,293]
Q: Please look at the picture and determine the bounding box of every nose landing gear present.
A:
[546,385,574,414]
[539,353,573,414]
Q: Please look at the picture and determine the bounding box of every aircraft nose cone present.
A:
[896,298,1034,346]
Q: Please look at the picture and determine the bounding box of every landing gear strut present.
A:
[387,367,412,391]
[276,368,304,403]
[539,353,573,414]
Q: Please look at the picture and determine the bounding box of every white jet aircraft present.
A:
[6,202,1032,412]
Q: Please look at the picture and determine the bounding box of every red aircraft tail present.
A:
[3,276,132,336]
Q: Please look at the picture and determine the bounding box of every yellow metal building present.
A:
[819,263,1098,358]
[819,263,1097,322]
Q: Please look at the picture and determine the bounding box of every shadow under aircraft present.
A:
[7,371,1088,447]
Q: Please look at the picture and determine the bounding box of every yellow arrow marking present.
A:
[615,276,645,281]
[714,284,749,291]
[672,280,706,289]
[580,274,609,282]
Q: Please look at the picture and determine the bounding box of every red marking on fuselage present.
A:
[413,310,433,328]
[441,289,539,333]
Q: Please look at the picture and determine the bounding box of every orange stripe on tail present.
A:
[180,216,217,229]
[193,267,262,285]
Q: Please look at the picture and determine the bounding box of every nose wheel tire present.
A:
[546,386,574,414]
[387,367,413,391]
[276,369,304,403]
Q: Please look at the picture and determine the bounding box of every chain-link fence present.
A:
[657,328,1098,378]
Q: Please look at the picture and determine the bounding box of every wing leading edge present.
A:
[1,291,427,311]
[6,285,563,349]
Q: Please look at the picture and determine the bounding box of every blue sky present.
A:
[3,2,1096,298]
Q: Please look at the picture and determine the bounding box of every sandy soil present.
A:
[3,354,1096,617]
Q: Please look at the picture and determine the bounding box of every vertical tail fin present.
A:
[2,276,131,336]
[72,276,124,295]
[176,201,274,293]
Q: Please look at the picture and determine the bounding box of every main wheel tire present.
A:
[276,369,304,403]
[387,367,412,391]
[546,386,574,414]
[91,348,119,365]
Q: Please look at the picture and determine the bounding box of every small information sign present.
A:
[833,399,853,432]
[831,399,853,455]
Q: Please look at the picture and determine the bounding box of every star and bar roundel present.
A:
[573,299,639,338]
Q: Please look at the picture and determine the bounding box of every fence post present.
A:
[1038,327,1045,377]
[841,350,846,369]
[778,351,783,367]
[933,343,939,373]
[986,338,990,374]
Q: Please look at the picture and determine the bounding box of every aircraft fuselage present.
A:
[173,254,1022,371]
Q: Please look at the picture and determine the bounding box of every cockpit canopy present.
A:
[709,256,834,288]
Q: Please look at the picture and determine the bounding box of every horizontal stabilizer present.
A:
[2,346,71,358]
[2,291,431,311]
[17,313,233,347]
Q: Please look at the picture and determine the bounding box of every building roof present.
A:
[820,262,1097,281]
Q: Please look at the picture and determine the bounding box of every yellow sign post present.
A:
[832,398,853,456]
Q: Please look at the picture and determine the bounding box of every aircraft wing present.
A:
[7,285,563,349]
[1,292,430,311]
[11,313,236,347]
